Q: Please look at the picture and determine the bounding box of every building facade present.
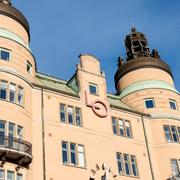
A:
[0,1,179,180]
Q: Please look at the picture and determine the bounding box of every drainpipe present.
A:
[41,88,46,180]
[141,115,155,180]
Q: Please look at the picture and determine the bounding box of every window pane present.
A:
[18,86,23,105]
[125,121,132,137]
[145,99,155,108]
[112,117,117,135]
[27,61,32,74]
[118,120,124,136]
[0,169,4,180]
[0,121,5,146]
[75,108,81,126]
[7,171,14,180]
[164,126,172,142]
[0,81,7,100]
[169,100,177,110]
[9,123,15,148]
[1,50,10,61]
[78,145,85,167]
[178,127,180,139]
[131,155,138,176]
[17,174,23,180]
[62,142,68,164]
[171,126,178,142]
[70,143,77,165]
[67,106,74,124]
[89,84,98,95]
[124,154,131,175]
[60,104,66,122]
[116,152,124,174]
[171,159,179,176]
[9,83,16,102]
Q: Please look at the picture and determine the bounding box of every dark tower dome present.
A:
[114,28,173,93]
[0,0,30,40]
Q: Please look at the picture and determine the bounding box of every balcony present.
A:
[0,136,32,168]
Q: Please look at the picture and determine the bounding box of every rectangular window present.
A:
[178,127,180,138]
[8,123,15,148]
[75,107,81,126]
[0,81,7,100]
[77,145,85,167]
[18,86,23,105]
[0,169,4,180]
[164,126,172,142]
[125,121,132,138]
[116,152,124,174]
[67,106,74,124]
[70,143,77,165]
[145,98,155,108]
[0,121,5,146]
[171,126,179,142]
[118,119,124,136]
[62,141,68,164]
[7,171,14,180]
[169,100,177,110]
[124,154,131,175]
[27,60,32,74]
[89,83,98,95]
[9,83,16,103]
[60,104,66,122]
[112,117,117,135]
[171,159,180,176]
[0,49,10,61]
[131,155,138,176]
[17,174,23,180]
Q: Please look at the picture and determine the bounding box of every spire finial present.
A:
[0,0,11,5]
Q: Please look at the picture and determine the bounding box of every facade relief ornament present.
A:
[85,91,108,118]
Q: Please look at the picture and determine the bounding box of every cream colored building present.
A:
[0,1,179,180]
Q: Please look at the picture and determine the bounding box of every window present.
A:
[8,123,15,148]
[60,104,82,127]
[75,107,81,126]
[7,171,14,180]
[171,159,180,176]
[171,126,179,142]
[27,60,32,74]
[116,152,138,177]
[112,117,132,138]
[164,125,180,143]
[70,143,77,165]
[9,83,16,103]
[18,86,24,105]
[164,126,172,142]
[77,145,85,167]
[0,48,10,61]
[0,169,4,180]
[0,121,5,146]
[89,83,98,95]
[67,106,74,124]
[112,117,117,135]
[169,100,178,110]
[116,152,124,174]
[60,104,66,122]
[62,141,85,167]
[0,81,7,100]
[145,98,155,109]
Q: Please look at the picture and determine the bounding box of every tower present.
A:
[0,0,35,179]
[115,28,180,179]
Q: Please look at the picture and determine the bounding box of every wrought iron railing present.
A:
[0,135,32,156]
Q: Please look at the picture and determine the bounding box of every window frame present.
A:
[27,60,33,75]
[169,99,178,110]
[0,48,11,61]
[89,83,98,95]
[0,80,8,100]
[17,86,24,106]
[144,98,155,109]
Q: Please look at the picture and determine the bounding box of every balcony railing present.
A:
[0,135,32,168]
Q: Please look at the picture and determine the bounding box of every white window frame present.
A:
[0,48,11,61]
[89,83,98,95]
[144,98,155,109]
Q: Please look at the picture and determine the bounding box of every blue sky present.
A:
[15,0,180,93]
